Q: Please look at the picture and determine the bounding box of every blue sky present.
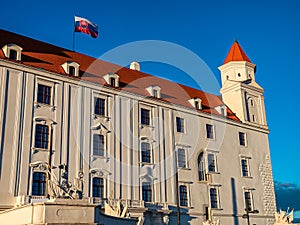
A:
[1,0,299,214]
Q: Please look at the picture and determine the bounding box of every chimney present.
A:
[130,61,140,71]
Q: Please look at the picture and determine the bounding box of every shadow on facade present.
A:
[231,177,239,225]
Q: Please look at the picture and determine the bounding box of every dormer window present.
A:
[103,73,120,87]
[188,98,202,110]
[2,43,23,61]
[215,105,227,117]
[146,85,161,98]
[61,61,80,77]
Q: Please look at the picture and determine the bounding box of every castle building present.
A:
[0,29,276,225]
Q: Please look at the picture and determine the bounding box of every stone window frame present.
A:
[34,78,56,110]
[209,184,222,210]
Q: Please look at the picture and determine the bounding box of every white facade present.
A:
[0,30,276,225]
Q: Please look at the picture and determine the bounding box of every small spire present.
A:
[233,38,238,43]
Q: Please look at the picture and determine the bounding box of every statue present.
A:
[104,196,128,218]
[137,216,145,225]
[203,218,220,225]
[275,209,294,224]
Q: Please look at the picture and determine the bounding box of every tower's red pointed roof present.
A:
[223,40,251,64]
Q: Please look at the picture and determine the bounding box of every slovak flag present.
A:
[74,16,98,38]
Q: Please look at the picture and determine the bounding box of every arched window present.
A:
[198,152,206,181]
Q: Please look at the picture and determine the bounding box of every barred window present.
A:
[141,142,151,163]
[34,124,49,149]
[32,172,46,196]
[94,98,105,116]
[244,191,252,211]
[93,177,104,198]
[93,134,104,156]
[37,84,51,105]
[179,185,188,206]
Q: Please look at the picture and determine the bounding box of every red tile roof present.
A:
[0,29,240,122]
[223,40,251,64]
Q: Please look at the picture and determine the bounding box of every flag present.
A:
[74,16,98,38]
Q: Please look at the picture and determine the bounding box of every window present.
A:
[176,117,184,133]
[241,158,250,177]
[239,132,246,146]
[210,187,219,209]
[110,77,116,87]
[153,89,158,98]
[179,185,188,206]
[32,172,46,196]
[69,66,76,76]
[207,153,217,172]
[198,152,206,181]
[141,142,151,163]
[141,108,150,125]
[206,124,214,139]
[92,177,104,198]
[195,101,200,110]
[244,191,252,211]
[37,84,51,105]
[142,182,152,202]
[93,134,104,156]
[34,124,49,149]
[94,98,105,116]
[9,49,17,60]
[177,148,186,168]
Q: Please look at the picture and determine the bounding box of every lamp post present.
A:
[242,208,259,225]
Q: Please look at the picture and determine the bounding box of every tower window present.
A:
[210,187,219,209]
[239,132,246,146]
[34,124,49,149]
[32,172,46,196]
[142,182,152,202]
[9,49,18,60]
[241,158,250,177]
[198,152,206,181]
[141,108,150,125]
[93,134,105,156]
[94,98,105,116]
[244,191,253,211]
[37,84,52,105]
[141,142,151,163]
[238,73,241,77]
[176,117,184,133]
[177,148,186,168]
[179,185,188,206]
[207,153,217,172]
[206,124,214,139]
[92,177,104,198]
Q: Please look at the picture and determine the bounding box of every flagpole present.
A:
[72,31,75,51]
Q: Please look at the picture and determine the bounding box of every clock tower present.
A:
[218,40,268,127]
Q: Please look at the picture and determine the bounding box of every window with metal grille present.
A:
[244,191,252,211]
[34,124,49,149]
[177,148,186,168]
[94,98,105,116]
[142,182,152,202]
[179,185,188,206]
[241,159,249,177]
[141,108,150,125]
[37,84,51,105]
[141,142,151,163]
[210,187,219,209]
[207,153,216,172]
[176,117,184,133]
[32,172,46,196]
[93,177,104,198]
[206,124,214,139]
[239,132,246,146]
[93,134,104,156]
